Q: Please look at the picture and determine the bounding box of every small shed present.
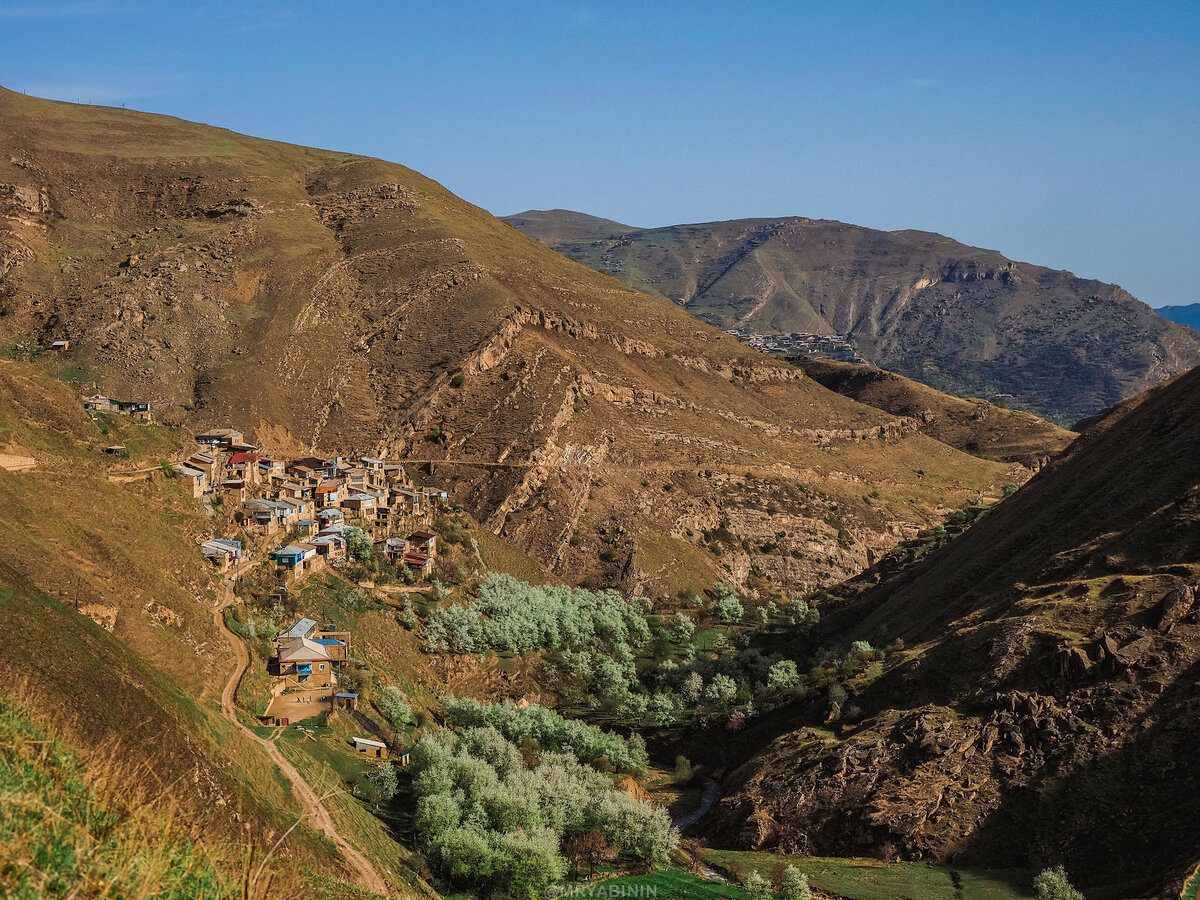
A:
[396,749,412,768]
[50,339,70,352]
[352,736,388,759]
[334,692,359,710]
[103,444,126,455]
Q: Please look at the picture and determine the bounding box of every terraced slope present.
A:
[0,88,1016,597]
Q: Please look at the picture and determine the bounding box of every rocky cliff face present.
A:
[506,211,1200,424]
[0,88,1016,598]
[705,365,1200,900]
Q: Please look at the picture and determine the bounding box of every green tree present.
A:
[779,865,812,900]
[344,527,372,561]
[1033,865,1084,900]
[667,611,696,644]
[376,685,413,729]
[705,673,737,705]
[741,870,772,900]
[712,582,745,623]
[767,659,800,692]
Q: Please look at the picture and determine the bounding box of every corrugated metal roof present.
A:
[280,617,317,639]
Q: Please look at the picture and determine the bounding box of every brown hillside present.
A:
[504,208,638,244]
[0,88,1016,597]
[796,358,1076,465]
[707,365,1200,899]
[506,212,1200,424]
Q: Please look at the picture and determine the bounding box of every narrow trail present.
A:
[214,561,389,896]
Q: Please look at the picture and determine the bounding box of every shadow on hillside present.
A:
[953,654,1200,900]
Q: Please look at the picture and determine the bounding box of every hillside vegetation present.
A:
[505,210,1200,423]
[703,365,1200,900]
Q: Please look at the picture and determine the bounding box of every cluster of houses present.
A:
[724,329,865,363]
[184,427,447,579]
[83,394,152,422]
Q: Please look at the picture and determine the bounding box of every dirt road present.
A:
[215,562,389,895]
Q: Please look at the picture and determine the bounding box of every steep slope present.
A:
[1157,302,1200,330]
[707,365,1200,899]
[795,358,1075,465]
[0,361,396,891]
[0,88,1016,597]
[505,212,1200,424]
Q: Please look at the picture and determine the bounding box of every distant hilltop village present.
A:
[722,330,866,363]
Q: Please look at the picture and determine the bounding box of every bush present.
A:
[741,870,772,900]
[1033,865,1084,900]
[674,754,694,784]
[779,865,812,900]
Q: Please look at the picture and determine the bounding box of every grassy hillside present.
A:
[506,212,1200,423]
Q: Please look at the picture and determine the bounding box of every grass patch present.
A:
[0,698,233,898]
[705,849,1033,900]
[600,869,751,900]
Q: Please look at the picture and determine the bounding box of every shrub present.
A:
[779,865,812,900]
[1033,865,1084,900]
[741,870,773,900]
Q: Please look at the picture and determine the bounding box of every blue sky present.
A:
[2,1,1198,307]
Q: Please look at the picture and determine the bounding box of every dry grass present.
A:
[0,686,304,899]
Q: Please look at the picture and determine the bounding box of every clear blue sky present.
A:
[3,1,1198,307]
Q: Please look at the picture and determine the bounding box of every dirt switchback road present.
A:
[214,562,390,896]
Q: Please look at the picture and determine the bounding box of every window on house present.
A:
[319,663,325,671]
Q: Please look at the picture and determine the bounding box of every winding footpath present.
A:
[214,562,389,896]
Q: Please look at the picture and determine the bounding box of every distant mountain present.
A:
[503,209,637,244]
[707,364,1200,898]
[1157,302,1200,330]
[505,212,1200,423]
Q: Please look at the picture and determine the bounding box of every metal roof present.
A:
[279,617,317,639]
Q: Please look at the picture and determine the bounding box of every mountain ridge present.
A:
[504,209,1200,423]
